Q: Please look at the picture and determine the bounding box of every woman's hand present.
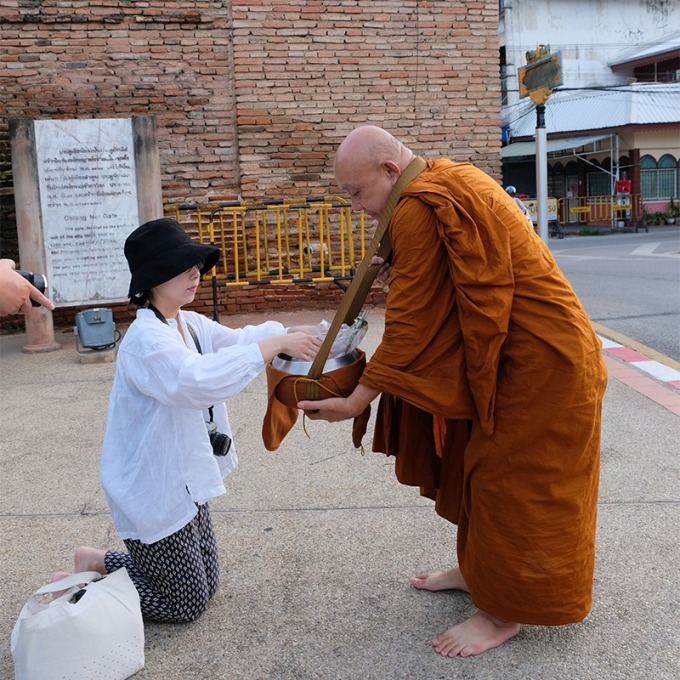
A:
[258,331,322,363]
[279,331,323,361]
[286,324,318,335]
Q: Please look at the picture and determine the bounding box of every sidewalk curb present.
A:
[593,322,680,372]
[601,339,680,389]
[594,323,680,390]
[595,323,680,418]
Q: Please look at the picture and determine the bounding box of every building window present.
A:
[640,155,657,198]
[587,160,610,196]
[634,56,680,83]
[658,154,679,199]
[500,46,509,106]
[549,162,565,197]
[641,154,679,199]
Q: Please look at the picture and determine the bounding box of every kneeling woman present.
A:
[71,218,321,623]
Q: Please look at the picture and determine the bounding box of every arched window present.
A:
[640,155,657,198]
[549,162,565,197]
[587,158,609,196]
[658,154,679,199]
[639,154,672,199]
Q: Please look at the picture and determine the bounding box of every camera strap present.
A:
[185,324,216,425]
[147,304,215,423]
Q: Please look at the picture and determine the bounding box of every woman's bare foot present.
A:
[410,566,469,593]
[432,610,520,657]
[74,546,107,575]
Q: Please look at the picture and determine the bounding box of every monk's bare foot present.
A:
[432,610,520,658]
[411,566,469,593]
[74,546,107,575]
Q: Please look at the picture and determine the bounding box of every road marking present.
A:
[631,243,660,256]
[630,242,678,258]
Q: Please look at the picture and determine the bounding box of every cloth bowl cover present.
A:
[262,349,370,451]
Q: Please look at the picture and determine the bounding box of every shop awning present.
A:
[500,134,612,158]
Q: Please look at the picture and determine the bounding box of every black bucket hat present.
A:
[124,218,220,298]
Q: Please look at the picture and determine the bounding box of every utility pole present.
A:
[517,46,562,243]
[535,103,548,241]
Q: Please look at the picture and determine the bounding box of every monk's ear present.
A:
[382,160,401,180]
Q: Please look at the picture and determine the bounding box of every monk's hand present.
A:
[370,255,392,290]
[297,397,353,422]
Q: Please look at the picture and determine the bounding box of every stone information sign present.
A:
[34,118,139,305]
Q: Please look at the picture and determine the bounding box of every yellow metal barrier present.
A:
[164,197,364,289]
[557,195,642,225]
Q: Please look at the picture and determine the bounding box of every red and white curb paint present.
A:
[599,336,680,390]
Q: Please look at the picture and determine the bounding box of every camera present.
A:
[16,269,47,307]
[206,420,231,456]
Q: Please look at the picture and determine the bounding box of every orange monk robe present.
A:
[361,160,608,626]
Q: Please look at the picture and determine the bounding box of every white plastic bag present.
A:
[11,568,144,680]
[316,311,368,359]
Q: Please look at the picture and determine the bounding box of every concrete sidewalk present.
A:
[1,307,678,680]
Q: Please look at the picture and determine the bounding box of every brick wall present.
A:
[0,0,500,327]
[0,0,239,206]
[233,0,502,197]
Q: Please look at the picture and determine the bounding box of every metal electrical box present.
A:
[74,308,120,353]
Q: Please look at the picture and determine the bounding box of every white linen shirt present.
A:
[100,308,285,544]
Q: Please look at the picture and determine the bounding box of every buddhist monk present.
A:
[299,125,607,658]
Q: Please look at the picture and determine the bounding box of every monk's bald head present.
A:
[334,126,416,218]
[335,126,410,178]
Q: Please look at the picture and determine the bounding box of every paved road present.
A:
[1,231,679,680]
[2,309,679,680]
[549,226,680,362]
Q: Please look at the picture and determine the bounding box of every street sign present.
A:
[515,45,563,243]
[518,50,563,104]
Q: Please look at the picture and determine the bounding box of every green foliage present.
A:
[646,211,667,225]
[0,322,25,335]
[578,227,602,236]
